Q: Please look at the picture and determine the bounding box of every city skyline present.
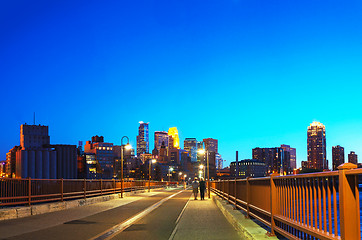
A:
[2,1,362,168]
[2,119,361,169]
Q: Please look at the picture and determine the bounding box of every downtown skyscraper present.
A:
[332,145,344,170]
[137,121,149,156]
[307,121,327,170]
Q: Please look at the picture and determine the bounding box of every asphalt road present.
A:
[1,189,240,240]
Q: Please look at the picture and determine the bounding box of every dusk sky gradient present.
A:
[2,0,362,168]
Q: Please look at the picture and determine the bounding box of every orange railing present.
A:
[211,163,361,240]
[0,178,177,207]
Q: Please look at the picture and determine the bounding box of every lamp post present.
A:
[168,167,174,187]
[148,159,156,192]
[121,136,131,198]
[199,164,205,179]
[198,149,210,199]
[178,172,182,182]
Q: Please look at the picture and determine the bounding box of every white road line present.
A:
[89,190,184,240]
[168,194,192,240]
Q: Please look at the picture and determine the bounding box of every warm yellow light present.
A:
[168,127,180,149]
[184,174,187,178]
[198,149,205,154]
[151,159,157,163]
[199,164,204,169]
[179,172,182,175]
[125,144,132,150]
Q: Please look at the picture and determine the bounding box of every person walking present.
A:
[191,177,199,200]
[199,178,206,200]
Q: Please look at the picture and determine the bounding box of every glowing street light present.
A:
[198,148,210,198]
[148,159,157,192]
[120,136,131,198]
[168,167,174,186]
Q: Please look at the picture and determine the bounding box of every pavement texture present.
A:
[0,188,243,240]
[170,195,240,240]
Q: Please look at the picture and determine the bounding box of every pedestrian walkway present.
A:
[170,195,240,240]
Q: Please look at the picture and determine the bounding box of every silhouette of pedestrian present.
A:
[199,178,206,200]
[191,177,199,200]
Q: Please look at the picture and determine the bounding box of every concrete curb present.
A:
[0,188,156,221]
[212,194,279,240]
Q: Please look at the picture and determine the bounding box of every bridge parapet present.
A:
[211,163,361,239]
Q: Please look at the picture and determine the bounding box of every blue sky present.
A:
[1,0,362,168]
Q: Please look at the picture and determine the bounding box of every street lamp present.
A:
[121,136,131,198]
[168,167,174,187]
[198,148,210,198]
[199,164,205,179]
[148,159,156,192]
[178,172,182,182]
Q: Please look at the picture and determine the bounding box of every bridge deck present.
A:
[0,188,240,240]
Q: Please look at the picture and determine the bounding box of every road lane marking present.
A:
[89,189,184,240]
[168,194,192,240]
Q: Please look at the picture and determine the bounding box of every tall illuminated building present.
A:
[184,138,197,162]
[252,147,290,174]
[137,121,149,156]
[281,144,296,169]
[332,145,344,170]
[307,121,327,170]
[154,131,169,151]
[168,127,180,149]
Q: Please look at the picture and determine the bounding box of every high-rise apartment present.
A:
[307,122,327,170]
[252,147,291,175]
[332,145,344,170]
[280,144,296,169]
[348,151,358,164]
[184,138,197,162]
[137,121,149,156]
[154,131,169,151]
[203,138,218,153]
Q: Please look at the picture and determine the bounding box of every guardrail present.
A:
[211,163,361,240]
[0,178,177,207]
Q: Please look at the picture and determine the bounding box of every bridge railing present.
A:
[0,179,176,207]
[211,163,361,240]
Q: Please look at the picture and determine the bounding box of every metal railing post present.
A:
[268,173,279,236]
[83,179,86,199]
[28,177,31,206]
[61,178,64,202]
[233,178,237,209]
[113,179,116,194]
[100,179,103,195]
[246,177,250,218]
[338,163,360,240]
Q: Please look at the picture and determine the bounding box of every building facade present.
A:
[280,144,297,169]
[168,127,180,149]
[137,121,149,156]
[252,147,291,175]
[184,138,197,162]
[307,122,327,170]
[332,145,344,170]
[230,159,266,178]
[84,136,114,179]
[348,151,358,164]
[154,131,169,152]
[203,138,218,153]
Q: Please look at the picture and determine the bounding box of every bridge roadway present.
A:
[0,188,240,240]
